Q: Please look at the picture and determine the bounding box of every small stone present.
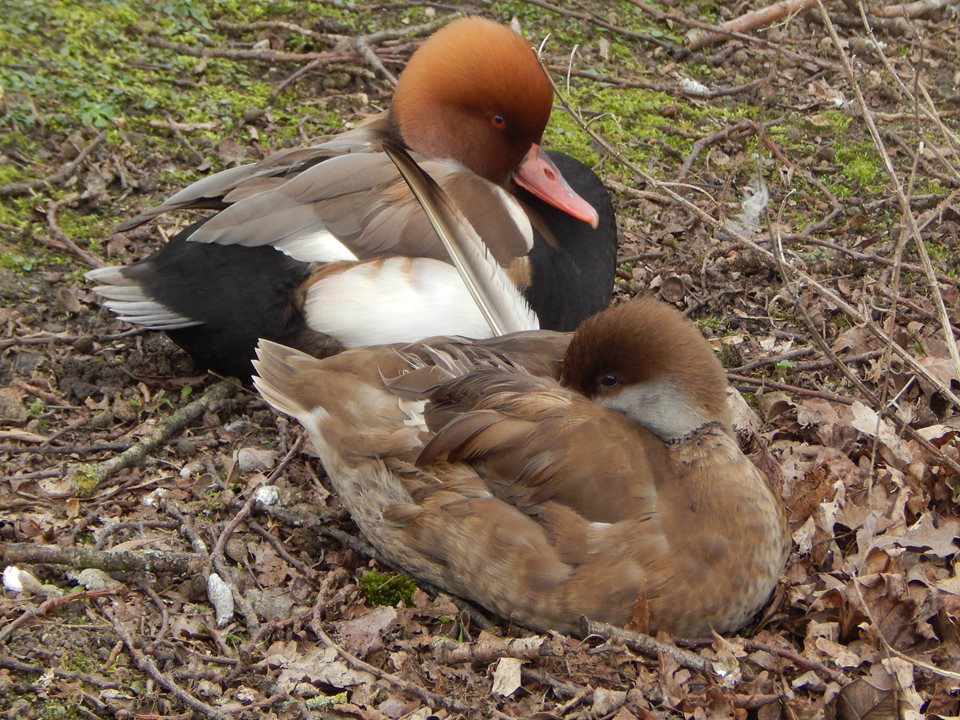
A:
[0,388,27,422]
[242,106,264,123]
[236,447,277,472]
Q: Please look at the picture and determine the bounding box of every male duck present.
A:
[86,17,617,378]
[252,298,789,635]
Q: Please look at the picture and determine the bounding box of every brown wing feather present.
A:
[115,118,390,231]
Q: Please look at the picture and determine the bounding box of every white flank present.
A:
[303,257,537,347]
[384,144,537,336]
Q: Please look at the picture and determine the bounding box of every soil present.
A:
[2,2,960,719]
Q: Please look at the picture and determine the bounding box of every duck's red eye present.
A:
[490,114,506,129]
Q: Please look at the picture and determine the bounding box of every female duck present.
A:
[87,17,617,378]
[253,299,789,635]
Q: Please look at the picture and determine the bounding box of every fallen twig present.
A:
[102,605,232,720]
[685,0,828,51]
[817,2,960,387]
[0,328,143,354]
[354,35,397,86]
[0,542,201,575]
[579,617,714,676]
[0,130,107,197]
[729,372,856,404]
[432,632,565,664]
[627,0,840,70]
[210,492,262,630]
[45,193,107,268]
[74,378,239,486]
[0,589,118,645]
[873,0,959,18]
[524,0,682,53]
[678,118,757,180]
[310,619,514,719]
[147,118,219,132]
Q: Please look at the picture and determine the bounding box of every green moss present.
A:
[27,698,87,720]
[73,465,101,495]
[59,650,93,673]
[716,344,738,367]
[819,108,852,133]
[0,252,40,273]
[305,692,350,709]
[358,568,417,608]
[835,144,884,193]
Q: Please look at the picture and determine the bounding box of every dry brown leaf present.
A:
[836,672,898,720]
[334,607,399,657]
[850,401,911,466]
[276,645,376,690]
[875,514,960,560]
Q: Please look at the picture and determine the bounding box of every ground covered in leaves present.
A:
[2,1,959,718]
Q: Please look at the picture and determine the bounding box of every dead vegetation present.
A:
[1,1,959,718]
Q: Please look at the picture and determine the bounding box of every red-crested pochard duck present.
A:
[252,297,789,635]
[86,17,617,378]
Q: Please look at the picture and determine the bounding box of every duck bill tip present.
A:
[515,144,600,229]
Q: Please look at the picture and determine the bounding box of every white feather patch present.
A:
[398,398,428,432]
[86,267,200,329]
[100,299,200,329]
[303,257,538,347]
[269,230,359,263]
[491,184,535,253]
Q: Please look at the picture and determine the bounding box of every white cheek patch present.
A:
[600,381,709,440]
[302,257,495,347]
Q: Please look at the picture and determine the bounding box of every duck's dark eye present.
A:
[599,374,619,388]
[490,114,506,129]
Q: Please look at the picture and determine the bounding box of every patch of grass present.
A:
[835,143,885,194]
[0,252,41,273]
[358,568,417,608]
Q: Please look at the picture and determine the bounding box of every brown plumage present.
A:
[253,299,789,635]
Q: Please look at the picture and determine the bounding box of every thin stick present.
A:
[686,0,828,50]
[77,378,239,486]
[579,617,714,676]
[818,1,960,385]
[0,131,108,197]
[103,605,232,720]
